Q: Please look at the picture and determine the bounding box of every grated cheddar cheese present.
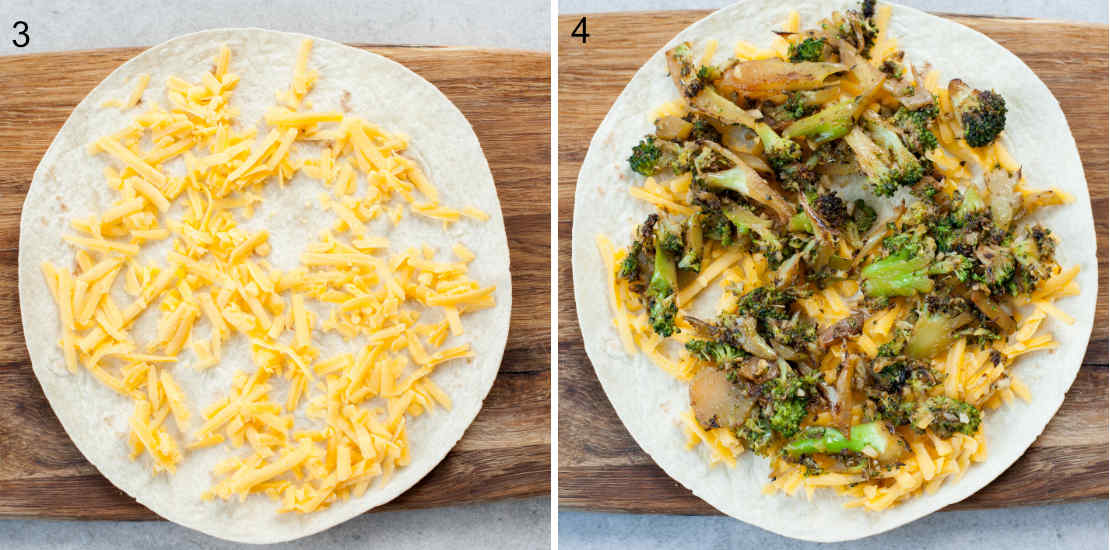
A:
[41,40,495,515]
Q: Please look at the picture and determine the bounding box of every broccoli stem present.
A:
[905,311,972,359]
[649,241,677,299]
[860,254,933,297]
[789,211,814,233]
[783,98,856,144]
[785,424,896,457]
[784,422,902,463]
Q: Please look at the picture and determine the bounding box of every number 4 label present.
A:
[571,17,589,44]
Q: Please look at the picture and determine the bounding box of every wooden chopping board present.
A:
[0,45,550,519]
[559,11,1108,513]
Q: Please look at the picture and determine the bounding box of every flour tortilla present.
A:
[572,1,1097,541]
[19,29,511,544]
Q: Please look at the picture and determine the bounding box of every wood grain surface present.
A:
[558,11,1108,513]
[0,45,550,519]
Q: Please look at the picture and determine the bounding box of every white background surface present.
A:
[0,1,549,549]
[559,0,1107,549]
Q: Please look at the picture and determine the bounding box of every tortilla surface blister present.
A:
[19,29,511,544]
[572,1,1096,542]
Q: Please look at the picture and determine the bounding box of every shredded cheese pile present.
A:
[601,6,1080,512]
[41,40,495,513]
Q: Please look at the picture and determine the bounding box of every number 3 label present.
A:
[12,21,29,48]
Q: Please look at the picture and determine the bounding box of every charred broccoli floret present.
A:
[954,186,986,221]
[628,136,663,176]
[852,198,877,233]
[692,192,735,246]
[775,161,819,194]
[948,79,1007,147]
[813,192,849,229]
[736,286,797,323]
[647,230,679,336]
[625,216,679,337]
[788,37,827,63]
[978,245,1016,291]
[618,240,644,280]
[618,214,659,284]
[685,339,747,364]
[754,122,803,171]
[1010,225,1057,292]
[915,396,981,438]
[846,111,924,197]
[860,232,935,297]
[783,92,813,120]
[686,114,722,142]
[873,360,938,394]
[783,98,857,145]
[678,213,705,272]
[891,105,939,155]
[720,202,782,252]
[738,415,775,455]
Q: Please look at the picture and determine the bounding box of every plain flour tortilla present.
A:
[572,0,1096,542]
[19,29,511,544]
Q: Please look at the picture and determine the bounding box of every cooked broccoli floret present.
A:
[978,245,1016,291]
[628,136,663,176]
[769,399,808,438]
[678,213,704,272]
[656,218,685,257]
[915,396,981,438]
[948,79,1007,147]
[617,214,659,284]
[783,98,857,145]
[954,186,986,221]
[891,105,939,155]
[1010,225,1057,291]
[686,114,722,142]
[813,192,849,229]
[788,37,827,63]
[685,339,747,364]
[768,317,817,352]
[873,360,938,394]
[738,415,775,455]
[618,240,643,280]
[761,363,818,438]
[754,123,803,171]
[722,203,783,252]
[905,294,974,359]
[860,0,876,18]
[875,332,906,358]
[852,198,877,233]
[697,64,722,82]
[647,226,680,337]
[775,161,819,194]
[735,286,796,323]
[783,92,813,120]
[692,192,735,245]
[860,232,935,297]
[848,111,924,197]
